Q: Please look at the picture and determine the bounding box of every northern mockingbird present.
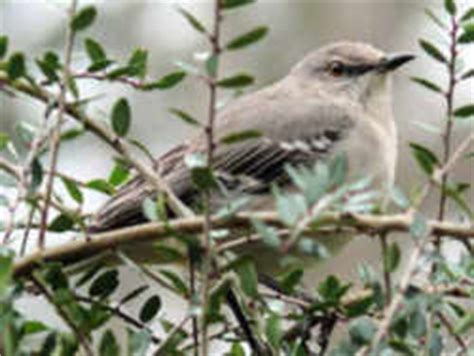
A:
[90,41,414,232]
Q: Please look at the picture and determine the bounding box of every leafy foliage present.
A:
[0,0,472,355]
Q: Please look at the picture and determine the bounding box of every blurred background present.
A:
[1,0,473,353]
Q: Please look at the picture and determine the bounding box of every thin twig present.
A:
[437,14,460,229]
[200,0,222,354]
[357,235,428,356]
[30,274,94,356]
[38,0,78,249]
[73,293,161,344]
[437,311,468,353]
[153,315,191,355]
[379,233,392,304]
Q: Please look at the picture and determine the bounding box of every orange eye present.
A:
[327,61,344,77]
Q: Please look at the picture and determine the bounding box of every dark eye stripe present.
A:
[341,64,376,76]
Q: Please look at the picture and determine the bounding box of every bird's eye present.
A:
[327,61,345,77]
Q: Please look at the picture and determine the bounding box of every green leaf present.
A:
[159,270,189,297]
[48,214,75,232]
[0,194,8,207]
[220,129,262,144]
[61,128,85,142]
[191,167,219,191]
[61,177,83,204]
[221,0,255,10]
[318,275,350,304]
[89,269,119,299]
[411,77,443,94]
[128,329,151,356]
[86,179,115,195]
[454,104,474,118]
[22,320,48,335]
[425,9,447,30]
[344,295,374,318]
[0,36,8,59]
[390,186,410,209]
[36,52,60,82]
[154,244,184,263]
[71,6,97,32]
[142,71,186,90]
[419,39,446,63]
[444,0,456,15]
[75,262,104,287]
[84,38,106,63]
[297,238,329,258]
[0,132,9,151]
[111,97,131,137]
[265,313,282,350]
[461,69,474,81]
[106,65,133,79]
[177,7,207,33]
[276,192,307,225]
[108,161,129,186]
[236,258,258,298]
[458,23,474,44]
[461,7,474,22]
[252,219,281,248]
[88,59,114,72]
[428,328,442,356]
[215,197,250,218]
[206,55,219,77]
[100,330,119,356]
[348,317,376,345]
[409,143,439,175]
[169,108,201,126]
[410,213,430,240]
[7,52,25,80]
[142,197,159,222]
[30,158,43,192]
[454,312,474,335]
[119,285,149,306]
[226,26,268,50]
[229,342,245,356]
[217,73,254,88]
[0,247,14,297]
[139,295,161,323]
[278,268,303,294]
[128,48,148,79]
[384,242,401,273]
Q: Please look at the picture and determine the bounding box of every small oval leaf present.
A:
[111,98,131,137]
[419,39,446,63]
[454,104,474,118]
[142,71,186,90]
[217,73,254,88]
[139,295,162,323]
[226,26,268,51]
[71,6,97,32]
[7,52,26,80]
[89,269,119,299]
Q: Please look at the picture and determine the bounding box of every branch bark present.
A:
[13,211,474,278]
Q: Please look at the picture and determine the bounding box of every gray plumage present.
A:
[90,41,414,232]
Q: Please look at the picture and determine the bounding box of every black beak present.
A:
[378,53,416,73]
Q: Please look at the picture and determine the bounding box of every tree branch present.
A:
[13,211,474,278]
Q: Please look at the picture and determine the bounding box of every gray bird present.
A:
[90,41,414,234]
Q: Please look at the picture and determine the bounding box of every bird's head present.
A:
[290,41,415,105]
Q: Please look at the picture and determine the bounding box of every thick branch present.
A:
[13,211,474,278]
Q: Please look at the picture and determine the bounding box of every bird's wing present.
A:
[90,95,355,232]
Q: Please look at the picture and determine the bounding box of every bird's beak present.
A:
[377,53,416,73]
